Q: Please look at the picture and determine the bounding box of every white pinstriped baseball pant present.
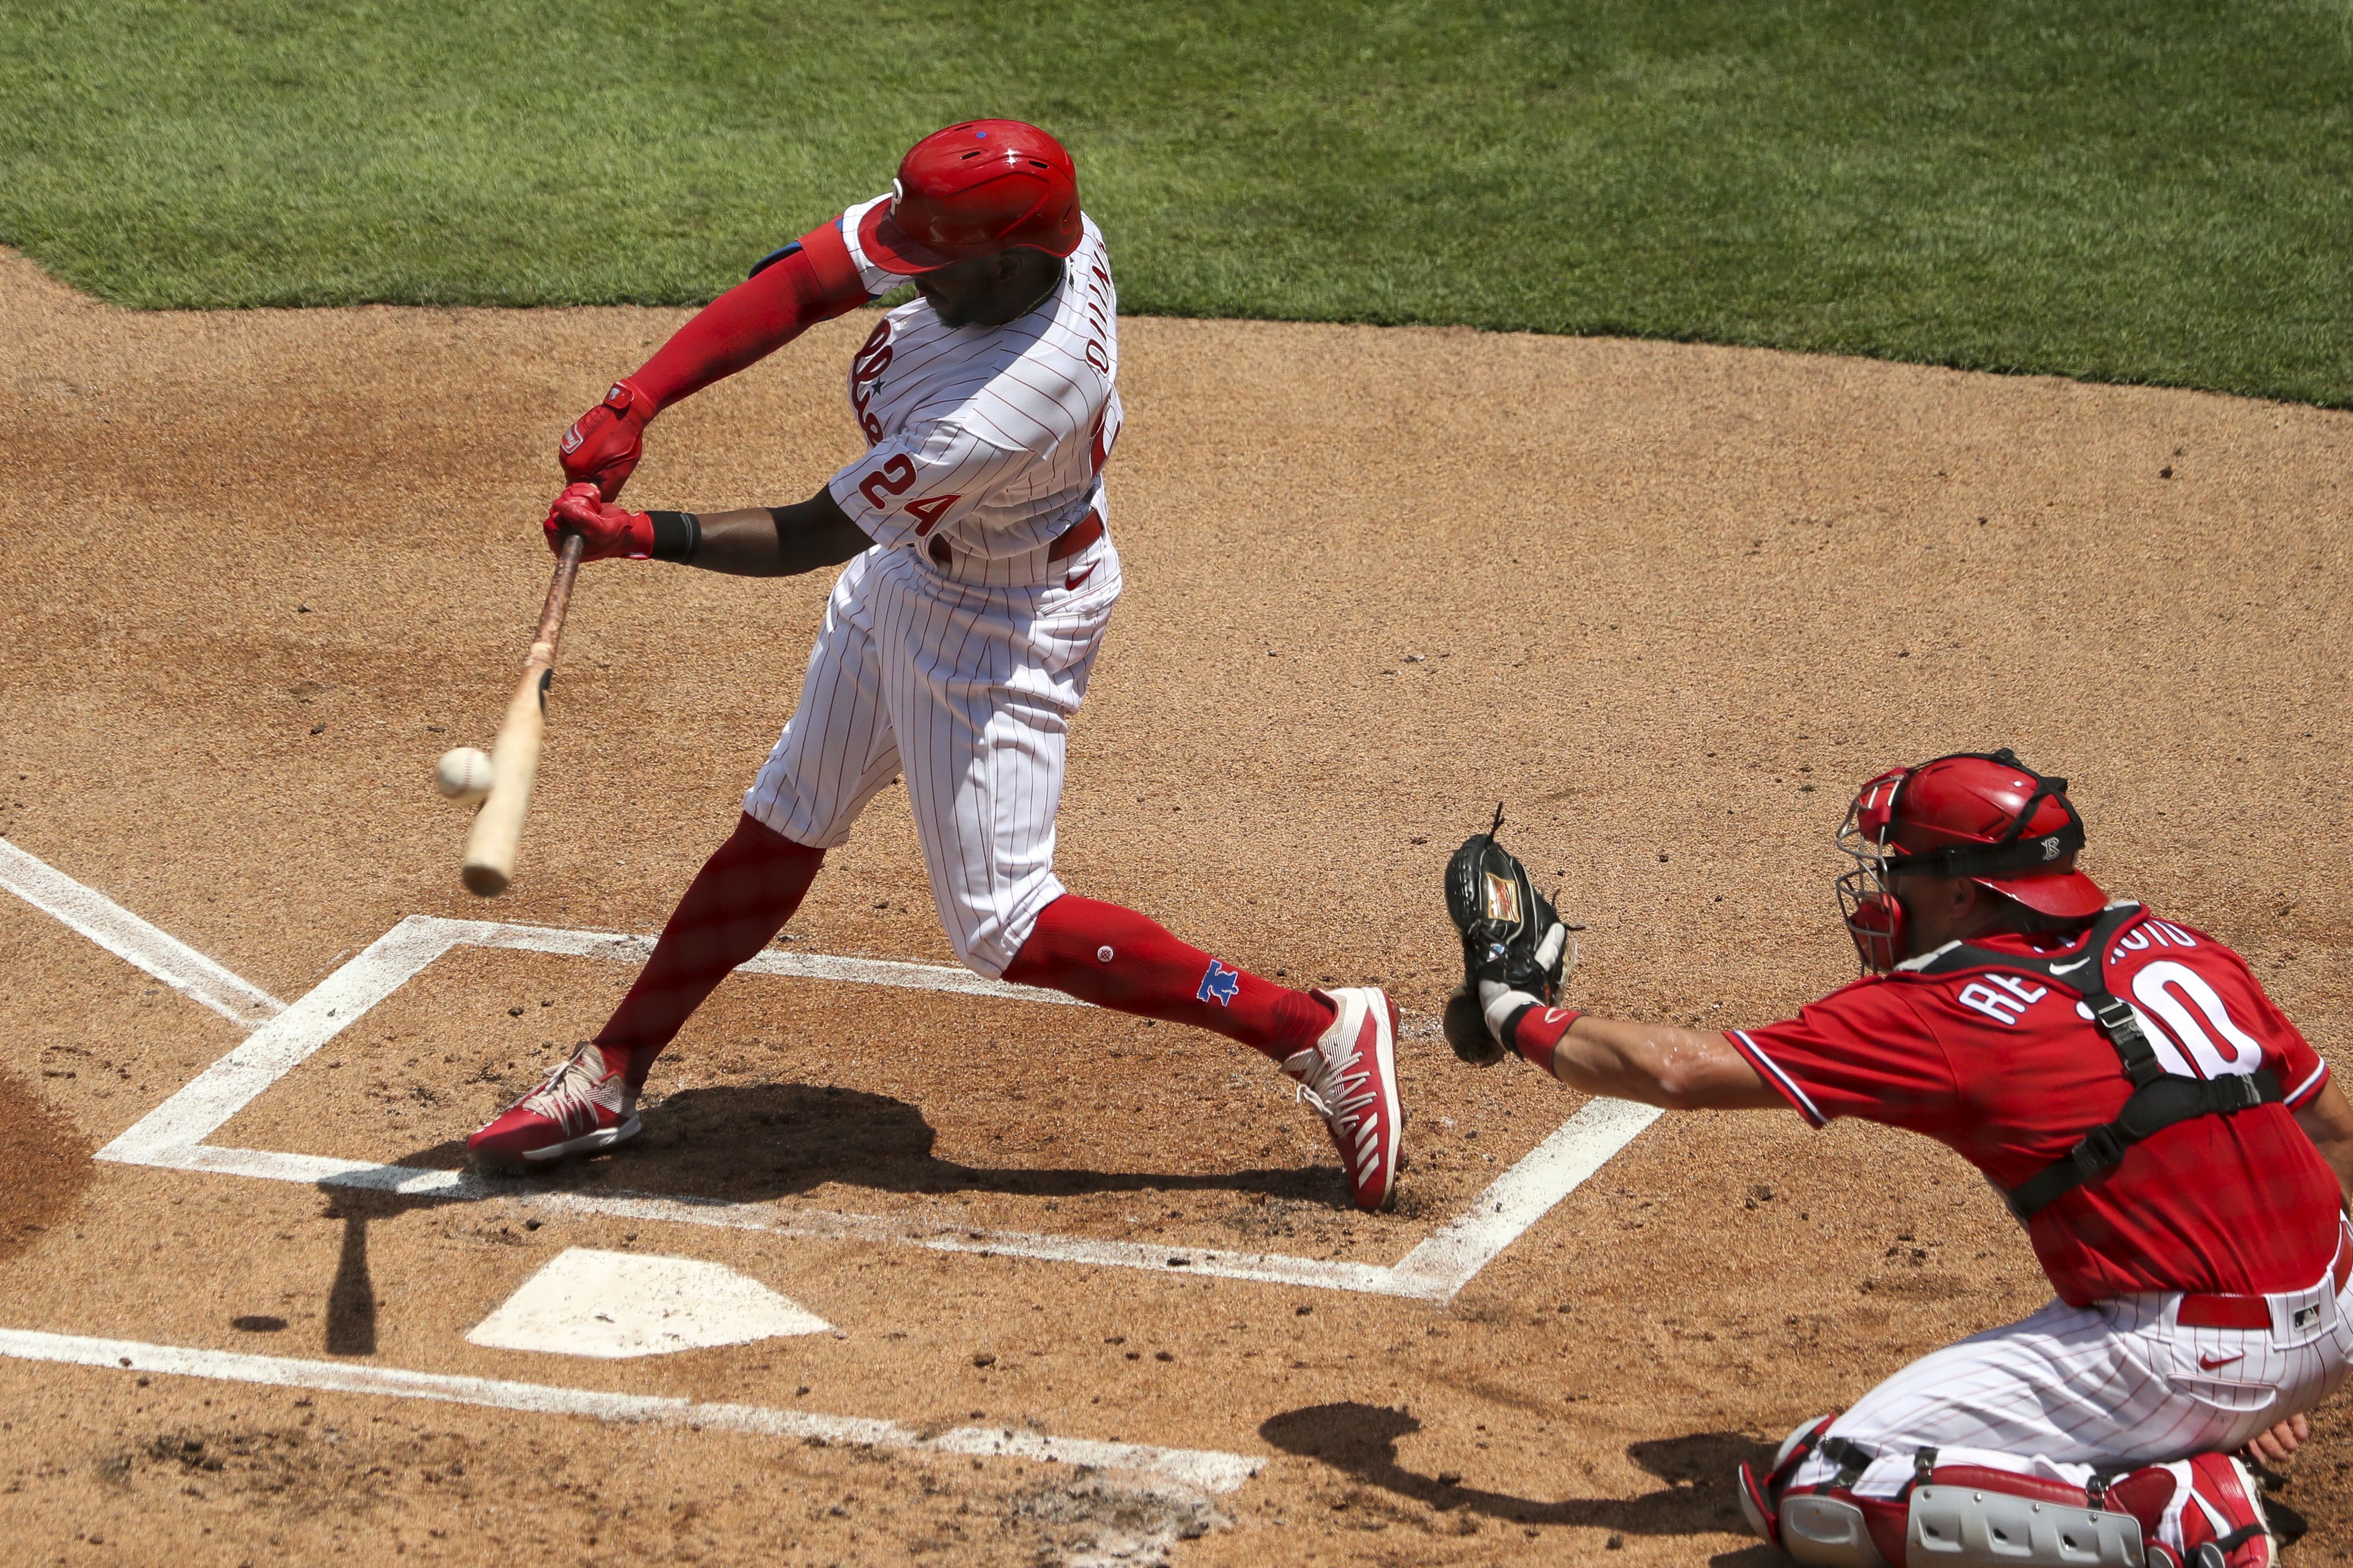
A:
[1790,1229,2353,1505]
[743,539,1121,979]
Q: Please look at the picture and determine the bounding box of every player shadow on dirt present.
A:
[1260,1401,1778,1557]
[394,1080,1355,1208]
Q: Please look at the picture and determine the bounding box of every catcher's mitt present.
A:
[1442,805,1575,1065]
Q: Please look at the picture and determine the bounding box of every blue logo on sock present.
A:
[1197,960,1241,1007]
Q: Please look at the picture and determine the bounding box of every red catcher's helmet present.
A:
[857,120,1082,276]
[1834,748,2106,971]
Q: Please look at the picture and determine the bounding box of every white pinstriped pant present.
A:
[744,539,1121,979]
[1790,1232,2353,1500]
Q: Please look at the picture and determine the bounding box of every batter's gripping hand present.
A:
[544,482,654,562]
[1442,807,1574,1065]
[559,377,657,501]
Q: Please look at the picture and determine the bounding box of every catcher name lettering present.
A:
[2113,919,2199,955]
[1957,974,2048,1026]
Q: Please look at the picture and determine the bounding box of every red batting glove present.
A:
[544,482,654,562]
[558,376,658,501]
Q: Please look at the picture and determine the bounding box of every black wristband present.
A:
[647,510,700,562]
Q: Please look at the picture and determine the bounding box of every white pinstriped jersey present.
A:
[741,198,1128,976]
[824,196,1122,566]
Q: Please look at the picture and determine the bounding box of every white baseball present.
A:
[435,746,494,805]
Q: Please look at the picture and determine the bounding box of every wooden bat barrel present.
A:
[462,530,586,896]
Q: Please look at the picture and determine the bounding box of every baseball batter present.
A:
[467,121,1404,1212]
[1446,750,2351,1568]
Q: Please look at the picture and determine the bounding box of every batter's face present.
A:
[914,248,1065,328]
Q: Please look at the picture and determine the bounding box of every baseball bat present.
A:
[461,530,587,897]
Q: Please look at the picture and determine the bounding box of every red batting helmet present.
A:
[1835,748,2106,971]
[857,120,1082,276]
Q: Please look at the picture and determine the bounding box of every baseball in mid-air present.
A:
[435,746,494,804]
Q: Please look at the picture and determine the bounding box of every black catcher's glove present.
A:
[1442,806,1573,1065]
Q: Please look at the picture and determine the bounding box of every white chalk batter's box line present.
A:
[0,1328,1260,1494]
[3,839,1659,1300]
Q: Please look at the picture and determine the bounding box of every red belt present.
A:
[926,510,1102,570]
[2176,1220,2352,1330]
[1046,510,1103,562]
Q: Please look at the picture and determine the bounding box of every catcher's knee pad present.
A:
[1746,1426,2149,1568]
[1906,1466,2145,1567]
[1737,1415,1838,1548]
[1781,1494,1890,1567]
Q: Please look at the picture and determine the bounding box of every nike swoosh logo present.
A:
[2199,1352,2245,1372]
[2050,959,2090,975]
[1064,565,1096,591]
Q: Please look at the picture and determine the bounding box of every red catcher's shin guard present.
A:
[592,814,825,1088]
[2113,1456,2275,1568]
[1002,895,1333,1061]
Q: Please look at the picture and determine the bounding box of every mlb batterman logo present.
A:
[1483,871,1521,923]
[1196,960,1241,1006]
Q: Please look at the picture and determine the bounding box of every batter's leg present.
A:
[606,553,906,1086]
[870,557,1405,1209]
[1000,895,1402,1210]
[1000,893,1329,1060]
[469,559,901,1173]
[467,812,831,1173]
[590,813,826,1088]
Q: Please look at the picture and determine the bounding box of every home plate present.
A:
[466,1248,833,1358]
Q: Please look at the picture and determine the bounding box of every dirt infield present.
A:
[3,244,2350,1564]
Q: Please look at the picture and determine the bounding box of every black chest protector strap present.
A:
[1912,905,2283,1220]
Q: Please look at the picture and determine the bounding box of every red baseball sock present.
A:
[594,813,825,1088]
[1000,894,1333,1062]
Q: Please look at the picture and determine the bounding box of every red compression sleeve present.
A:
[1003,896,1335,1063]
[629,221,868,411]
[592,814,826,1088]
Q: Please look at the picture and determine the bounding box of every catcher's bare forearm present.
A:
[1535,1015,1784,1111]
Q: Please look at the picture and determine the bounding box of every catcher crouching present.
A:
[1445,751,2352,1568]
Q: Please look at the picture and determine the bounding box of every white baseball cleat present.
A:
[1282,987,1405,1212]
[467,1042,642,1174]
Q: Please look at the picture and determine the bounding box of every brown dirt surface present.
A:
[0,1068,93,1264]
[2,243,2349,1564]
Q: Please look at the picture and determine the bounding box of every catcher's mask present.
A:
[1834,748,2103,972]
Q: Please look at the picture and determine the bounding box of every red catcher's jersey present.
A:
[1727,909,2337,1306]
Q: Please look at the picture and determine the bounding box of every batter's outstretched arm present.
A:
[1514,1011,1784,1111]
[555,221,871,502]
[540,483,867,578]
[688,490,870,578]
[2293,1076,2353,1208]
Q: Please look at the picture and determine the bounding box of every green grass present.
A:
[4,1,2351,404]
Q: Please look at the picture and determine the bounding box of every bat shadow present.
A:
[391,1079,1359,1209]
[1258,1400,1778,1546]
[311,1186,452,1357]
